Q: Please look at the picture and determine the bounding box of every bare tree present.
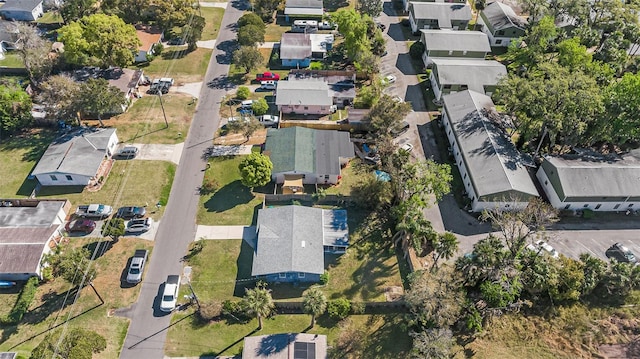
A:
[12,22,54,85]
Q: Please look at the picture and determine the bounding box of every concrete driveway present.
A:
[116,143,184,164]
[195,225,256,240]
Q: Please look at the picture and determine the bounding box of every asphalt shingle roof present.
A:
[443,90,538,198]
[0,0,42,12]
[420,29,491,53]
[432,58,506,94]
[280,33,312,60]
[410,2,471,28]
[275,80,333,107]
[483,1,527,30]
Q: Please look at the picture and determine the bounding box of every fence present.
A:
[264,194,353,206]
[274,300,408,315]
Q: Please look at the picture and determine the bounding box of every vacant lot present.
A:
[201,7,225,41]
[0,237,154,358]
[198,156,263,225]
[137,47,212,84]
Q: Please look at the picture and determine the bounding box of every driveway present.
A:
[117,143,183,164]
[195,225,256,240]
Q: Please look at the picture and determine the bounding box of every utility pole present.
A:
[187,281,201,310]
[158,91,169,128]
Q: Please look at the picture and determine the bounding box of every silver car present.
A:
[126,218,153,233]
[126,249,148,284]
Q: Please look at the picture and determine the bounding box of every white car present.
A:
[527,240,559,259]
[160,275,180,312]
[258,81,277,91]
[126,218,153,233]
[258,115,279,127]
[383,75,396,84]
[400,143,413,153]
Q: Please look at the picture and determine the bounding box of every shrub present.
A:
[236,86,250,100]
[409,41,425,60]
[200,177,220,194]
[251,98,269,116]
[309,61,323,70]
[320,271,330,285]
[198,301,223,322]
[351,301,366,314]
[270,51,280,64]
[582,209,594,219]
[153,42,164,55]
[41,267,53,282]
[6,277,39,324]
[328,298,351,320]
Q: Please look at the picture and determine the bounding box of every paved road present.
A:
[118,3,245,358]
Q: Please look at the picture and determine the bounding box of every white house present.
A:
[0,0,44,21]
[420,29,491,67]
[536,154,640,212]
[442,90,539,212]
[31,127,119,187]
[429,58,507,101]
[477,1,527,47]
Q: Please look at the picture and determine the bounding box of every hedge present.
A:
[5,276,39,324]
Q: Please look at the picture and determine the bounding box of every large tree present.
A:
[233,46,263,74]
[12,22,54,85]
[0,84,32,135]
[334,10,372,62]
[31,328,106,359]
[76,78,127,126]
[410,329,454,359]
[45,247,97,287]
[153,0,195,28]
[405,268,464,330]
[237,24,265,46]
[238,12,265,30]
[302,287,327,328]
[238,152,273,188]
[431,232,459,270]
[38,74,82,123]
[251,0,280,22]
[183,14,206,52]
[356,0,383,18]
[242,283,275,330]
[58,14,141,68]
[60,0,98,23]
[602,71,640,145]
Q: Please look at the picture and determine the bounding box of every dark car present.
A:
[606,243,638,264]
[390,121,410,138]
[65,219,96,234]
[116,206,146,219]
[376,22,386,31]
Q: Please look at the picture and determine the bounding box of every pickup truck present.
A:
[75,204,113,219]
[126,249,149,284]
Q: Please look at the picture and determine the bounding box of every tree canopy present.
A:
[76,78,127,125]
[233,46,263,74]
[31,328,106,359]
[0,84,32,135]
[58,14,141,68]
[238,152,273,188]
[242,283,275,329]
[12,22,53,85]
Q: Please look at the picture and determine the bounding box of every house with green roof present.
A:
[263,127,354,186]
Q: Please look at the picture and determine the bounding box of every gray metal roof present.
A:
[252,206,326,276]
[242,333,327,359]
[0,226,58,275]
[409,2,471,28]
[322,209,349,247]
[483,1,527,30]
[432,58,506,94]
[275,80,332,106]
[315,129,354,175]
[285,0,323,9]
[31,127,116,177]
[0,200,66,227]
[0,0,42,12]
[541,155,640,198]
[420,29,490,53]
[280,33,312,60]
[443,90,538,199]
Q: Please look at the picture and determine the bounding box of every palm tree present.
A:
[242,284,275,330]
[432,232,459,271]
[302,287,327,328]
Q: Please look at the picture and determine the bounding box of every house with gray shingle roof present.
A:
[279,33,333,68]
[0,0,43,21]
[478,1,527,47]
[284,0,323,21]
[420,29,491,67]
[442,90,539,212]
[408,2,471,34]
[251,205,348,283]
[0,199,69,281]
[264,126,354,185]
[429,58,506,101]
[275,80,336,117]
[401,0,466,13]
[31,127,118,187]
[536,154,640,212]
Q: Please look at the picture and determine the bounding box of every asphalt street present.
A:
[118,2,244,358]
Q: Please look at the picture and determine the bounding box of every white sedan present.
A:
[400,143,413,153]
[383,75,396,84]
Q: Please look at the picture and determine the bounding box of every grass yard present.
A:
[0,129,57,198]
[36,11,63,24]
[136,47,212,84]
[264,23,289,42]
[0,53,24,68]
[324,159,363,196]
[0,237,154,358]
[198,156,264,225]
[201,7,225,41]
[165,310,411,357]
[35,160,176,219]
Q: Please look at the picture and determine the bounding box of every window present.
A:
[298,273,305,278]
[462,50,467,56]
[583,204,589,208]
[614,204,621,209]
[50,175,58,181]
[595,204,601,210]
[324,175,329,179]
[65,175,73,181]
[279,273,287,279]
[495,39,503,45]
[448,50,453,56]
[304,106,309,110]
[505,204,510,208]
[463,173,467,179]
[564,204,571,210]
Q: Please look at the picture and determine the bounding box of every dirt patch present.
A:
[213,129,267,146]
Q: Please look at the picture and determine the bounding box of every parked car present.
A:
[76,204,113,219]
[126,249,149,284]
[159,77,174,86]
[148,80,170,94]
[318,21,337,30]
[390,121,410,138]
[240,100,254,109]
[117,146,139,159]
[126,218,153,233]
[65,219,96,234]
[258,114,279,127]
[606,243,638,263]
[383,74,396,84]
[256,72,280,82]
[400,143,413,153]
[258,81,277,91]
[116,206,146,219]
[534,240,559,259]
[160,275,181,312]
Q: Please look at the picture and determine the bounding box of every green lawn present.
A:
[0,53,24,68]
[324,159,363,196]
[0,237,154,359]
[0,129,57,198]
[36,11,63,24]
[35,160,176,219]
[264,23,289,42]
[201,7,225,41]
[136,47,212,84]
[198,156,264,225]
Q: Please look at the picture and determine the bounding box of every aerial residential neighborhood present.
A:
[1,0,640,358]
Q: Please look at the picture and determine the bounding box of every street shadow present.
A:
[215,39,238,65]
[230,0,249,10]
[203,180,254,213]
[207,74,245,90]
[233,239,256,297]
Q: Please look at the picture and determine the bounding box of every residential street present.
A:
[118,3,245,358]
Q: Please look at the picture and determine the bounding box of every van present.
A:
[117,146,139,159]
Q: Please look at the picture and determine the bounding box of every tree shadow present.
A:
[234,239,257,297]
[203,180,254,213]
[361,313,412,358]
[215,39,239,65]
[35,185,85,196]
[0,128,56,162]
[22,286,80,326]
[161,48,190,60]
[82,240,114,260]
[324,0,349,12]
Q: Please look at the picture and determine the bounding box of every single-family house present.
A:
[478,1,527,47]
[429,58,506,101]
[135,25,163,63]
[536,154,640,212]
[0,199,69,281]
[420,29,491,67]
[402,0,467,13]
[0,0,43,21]
[442,90,539,212]
[251,206,349,283]
[70,67,143,113]
[279,33,334,68]
[275,80,335,117]
[409,2,471,34]
[288,70,355,108]
[284,0,323,22]
[31,127,119,187]
[242,333,327,359]
[264,126,354,185]
[0,20,17,60]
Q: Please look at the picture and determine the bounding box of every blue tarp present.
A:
[374,170,391,182]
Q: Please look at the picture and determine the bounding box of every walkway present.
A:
[125,143,184,164]
[195,225,256,240]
